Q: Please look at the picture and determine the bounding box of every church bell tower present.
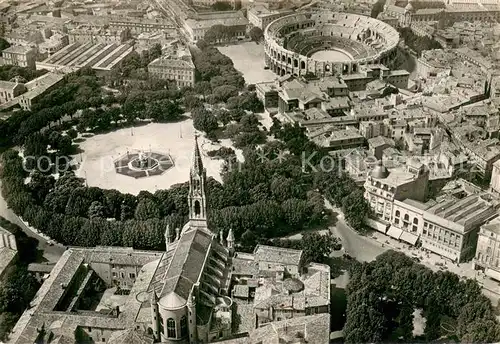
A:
[188,135,207,227]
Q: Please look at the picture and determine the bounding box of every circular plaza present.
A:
[72,120,241,195]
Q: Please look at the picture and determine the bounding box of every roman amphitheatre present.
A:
[264,12,400,77]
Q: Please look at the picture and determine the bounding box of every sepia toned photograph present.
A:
[0,0,499,343]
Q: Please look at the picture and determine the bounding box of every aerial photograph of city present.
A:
[0,0,500,342]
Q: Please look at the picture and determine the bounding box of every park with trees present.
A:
[0,30,499,343]
[345,250,500,343]
[399,27,443,56]
[0,40,372,254]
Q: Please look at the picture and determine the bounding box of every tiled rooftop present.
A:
[0,247,17,278]
[253,245,303,266]
[160,227,213,302]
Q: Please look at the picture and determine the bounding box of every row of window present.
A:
[481,246,500,257]
[394,211,419,225]
[111,271,136,279]
[177,81,194,87]
[153,73,193,81]
[153,316,188,339]
[152,69,193,75]
[423,239,459,256]
[477,253,500,267]
[422,223,461,248]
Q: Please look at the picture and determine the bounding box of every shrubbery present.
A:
[345,251,500,343]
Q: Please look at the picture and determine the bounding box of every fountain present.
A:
[114,149,174,179]
[130,151,159,171]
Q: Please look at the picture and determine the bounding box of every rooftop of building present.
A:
[159,226,213,304]
[369,165,419,187]
[368,136,395,148]
[148,55,195,69]
[254,245,303,266]
[419,49,458,69]
[481,219,500,235]
[248,4,295,16]
[38,41,134,72]
[220,313,330,344]
[402,198,434,211]
[231,253,258,276]
[18,72,64,100]
[8,246,164,344]
[2,44,33,54]
[185,14,248,29]
[0,246,17,277]
[425,193,496,227]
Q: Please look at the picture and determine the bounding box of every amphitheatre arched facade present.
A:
[264,12,400,77]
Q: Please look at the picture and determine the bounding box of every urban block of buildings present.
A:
[246,3,294,30]
[474,218,500,281]
[0,71,65,111]
[255,64,409,149]
[365,160,499,263]
[148,41,196,88]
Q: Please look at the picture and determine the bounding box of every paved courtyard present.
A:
[218,42,277,85]
[73,120,242,195]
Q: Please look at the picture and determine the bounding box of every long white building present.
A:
[365,159,498,262]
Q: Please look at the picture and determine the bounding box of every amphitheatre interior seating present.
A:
[266,12,400,67]
[286,33,379,60]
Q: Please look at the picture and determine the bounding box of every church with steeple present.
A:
[9,138,331,344]
[149,136,235,343]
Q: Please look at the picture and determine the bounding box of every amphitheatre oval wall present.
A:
[264,11,400,77]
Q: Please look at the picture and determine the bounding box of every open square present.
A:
[73,119,239,195]
[218,42,277,84]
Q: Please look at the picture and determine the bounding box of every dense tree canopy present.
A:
[0,40,370,262]
[345,251,500,343]
[371,0,386,18]
[399,28,443,56]
[204,24,243,44]
[0,65,46,82]
[249,26,264,42]
[211,1,233,11]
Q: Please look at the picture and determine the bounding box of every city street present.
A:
[325,198,388,262]
[324,198,500,305]
[0,177,65,263]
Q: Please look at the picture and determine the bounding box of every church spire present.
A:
[192,134,204,177]
[227,228,234,255]
[165,224,172,251]
[188,136,207,226]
